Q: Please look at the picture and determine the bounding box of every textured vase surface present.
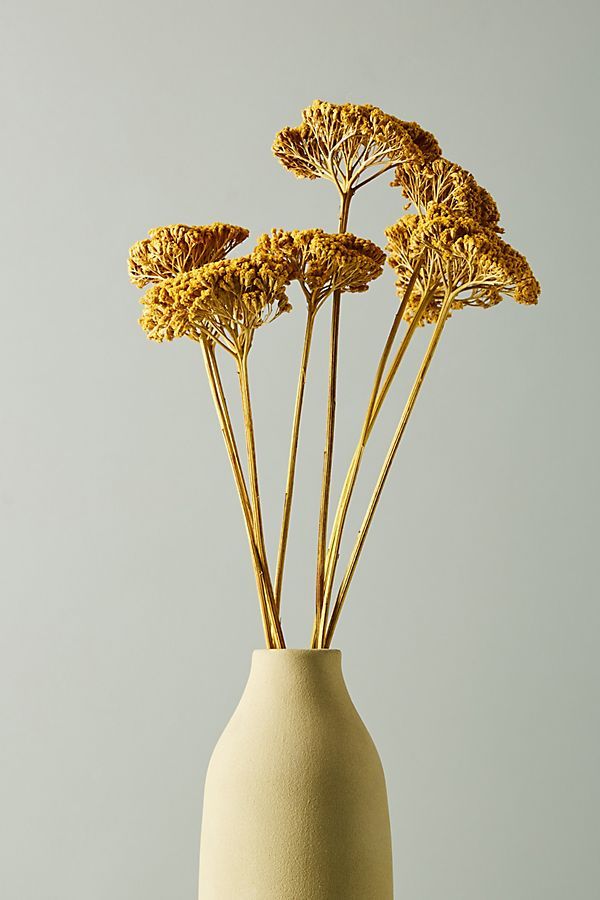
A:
[198,648,393,899]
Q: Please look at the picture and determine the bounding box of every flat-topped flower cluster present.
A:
[128,223,249,287]
[135,226,387,351]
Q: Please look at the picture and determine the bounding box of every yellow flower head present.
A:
[254,229,386,308]
[273,100,441,191]
[385,204,540,324]
[139,252,293,353]
[128,223,249,287]
[392,158,502,232]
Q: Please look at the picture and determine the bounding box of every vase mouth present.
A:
[251,648,342,671]
[253,648,341,655]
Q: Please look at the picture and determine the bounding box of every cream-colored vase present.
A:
[198,649,393,899]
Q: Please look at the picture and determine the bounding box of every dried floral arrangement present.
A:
[128,100,539,650]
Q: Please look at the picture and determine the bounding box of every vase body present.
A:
[198,649,393,899]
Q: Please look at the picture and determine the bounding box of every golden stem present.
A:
[201,342,274,647]
[313,188,352,647]
[207,345,276,614]
[324,289,455,648]
[365,285,436,441]
[274,309,316,611]
[316,266,428,646]
[353,160,397,191]
[237,346,286,649]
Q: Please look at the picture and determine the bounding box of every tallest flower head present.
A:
[273,100,441,192]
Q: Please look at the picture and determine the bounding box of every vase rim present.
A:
[253,648,341,655]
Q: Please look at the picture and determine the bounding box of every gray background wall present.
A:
[2,1,598,898]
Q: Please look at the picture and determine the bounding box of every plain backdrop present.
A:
[1,1,598,898]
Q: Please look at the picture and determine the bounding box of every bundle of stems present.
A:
[129,100,539,649]
[197,192,448,650]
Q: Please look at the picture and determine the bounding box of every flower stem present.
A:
[324,289,455,648]
[237,347,285,649]
[365,285,436,441]
[316,266,428,646]
[201,342,276,647]
[274,309,316,612]
[313,189,353,647]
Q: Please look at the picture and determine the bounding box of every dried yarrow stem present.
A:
[200,339,284,648]
[252,229,386,607]
[128,99,539,650]
[317,204,540,645]
[323,284,456,647]
[272,101,437,630]
[134,247,293,648]
[128,223,249,287]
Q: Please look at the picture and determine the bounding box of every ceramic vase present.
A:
[198,648,393,899]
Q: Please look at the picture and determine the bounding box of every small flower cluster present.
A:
[386,204,540,323]
[273,100,441,189]
[139,253,293,353]
[128,223,249,287]
[392,158,501,232]
[254,229,386,308]
[132,225,386,347]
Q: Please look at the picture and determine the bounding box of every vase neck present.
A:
[246,649,345,701]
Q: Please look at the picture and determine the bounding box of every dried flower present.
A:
[254,229,386,308]
[128,223,249,287]
[392,158,502,231]
[273,100,441,191]
[139,252,293,353]
[138,276,198,343]
[128,100,541,651]
[386,204,540,324]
